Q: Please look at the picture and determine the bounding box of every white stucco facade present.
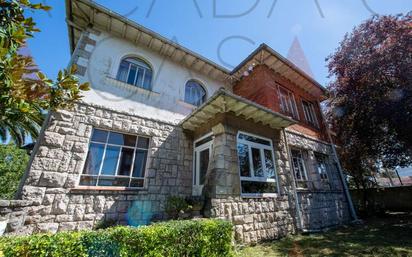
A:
[74,31,230,124]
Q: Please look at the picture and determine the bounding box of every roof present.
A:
[66,0,328,98]
[180,89,297,131]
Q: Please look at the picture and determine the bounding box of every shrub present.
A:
[165,196,192,219]
[0,219,234,257]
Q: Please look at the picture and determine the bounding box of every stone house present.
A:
[0,0,357,244]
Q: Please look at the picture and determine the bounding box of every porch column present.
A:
[203,123,240,198]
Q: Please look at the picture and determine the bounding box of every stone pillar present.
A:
[203,123,240,198]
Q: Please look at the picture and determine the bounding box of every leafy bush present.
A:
[0,144,29,199]
[0,219,234,257]
[165,196,192,219]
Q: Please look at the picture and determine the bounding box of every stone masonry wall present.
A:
[0,102,193,235]
[205,123,298,244]
[286,130,351,230]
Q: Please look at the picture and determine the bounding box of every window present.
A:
[237,132,277,195]
[291,149,309,188]
[302,100,319,127]
[192,134,213,196]
[116,57,152,90]
[315,153,329,181]
[278,86,299,119]
[184,80,206,106]
[80,128,149,188]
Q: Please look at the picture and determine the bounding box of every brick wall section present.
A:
[233,64,328,141]
[0,103,193,235]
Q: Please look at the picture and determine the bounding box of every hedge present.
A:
[0,219,234,257]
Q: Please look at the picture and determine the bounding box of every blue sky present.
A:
[24,0,412,175]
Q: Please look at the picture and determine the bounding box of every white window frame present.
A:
[79,128,150,189]
[315,153,330,182]
[302,100,319,128]
[192,132,213,196]
[116,57,153,90]
[291,148,309,189]
[277,85,299,119]
[237,131,279,197]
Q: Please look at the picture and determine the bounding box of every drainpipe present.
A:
[282,128,304,232]
[317,101,358,221]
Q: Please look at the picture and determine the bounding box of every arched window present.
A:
[184,80,206,107]
[116,57,152,90]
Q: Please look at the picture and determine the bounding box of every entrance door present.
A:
[192,136,213,196]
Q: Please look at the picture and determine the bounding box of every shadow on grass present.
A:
[238,212,412,257]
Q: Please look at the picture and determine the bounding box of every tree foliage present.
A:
[327,13,412,188]
[0,0,89,146]
[0,144,29,199]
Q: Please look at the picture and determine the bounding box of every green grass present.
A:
[237,212,412,257]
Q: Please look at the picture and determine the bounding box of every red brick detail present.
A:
[233,65,329,141]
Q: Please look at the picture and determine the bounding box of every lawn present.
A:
[237,212,412,257]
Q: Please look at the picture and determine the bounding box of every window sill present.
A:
[177,100,197,110]
[241,193,279,199]
[105,77,161,97]
[70,186,146,194]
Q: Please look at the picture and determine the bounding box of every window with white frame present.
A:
[278,86,299,119]
[315,153,329,181]
[184,80,206,106]
[291,149,309,188]
[302,100,319,127]
[79,128,149,188]
[116,57,153,90]
[237,132,277,195]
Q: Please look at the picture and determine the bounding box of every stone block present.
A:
[43,132,65,147]
[58,222,77,232]
[39,172,67,187]
[21,186,46,203]
[51,194,69,215]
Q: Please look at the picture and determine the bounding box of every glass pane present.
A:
[238,133,270,146]
[135,67,144,87]
[143,69,152,90]
[127,65,137,85]
[185,81,205,106]
[108,132,136,147]
[137,137,149,149]
[118,148,134,176]
[252,148,263,177]
[117,60,129,82]
[199,149,209,185]
[79,175,97,186]
[83,143,104,175]
[195,136,213,147]
[241,181,276,194]
[298,160,306,180]
[237,143,250,177]
[193,152,197,185]
[91,129,108,143]
[264,149,275,178]
[101,145,121,175]
[292,157,302,180]
[97,177,129,187]
[132,149,147,177]
[130,179,144,188]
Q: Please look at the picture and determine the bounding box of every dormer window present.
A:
[184,80,206,107]
[117,57,152,90]
[302,100,319,128]
[278,86,299,119]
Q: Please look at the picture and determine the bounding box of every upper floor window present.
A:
[116,57,152,90]
[184,80,206,107]
[80,128,149,188]
[278,86,299,119]
[291,149,309,189]
[237,132,277,195]
[302,100,319,128]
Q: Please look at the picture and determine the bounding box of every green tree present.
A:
[327,13,412,189]
[0,0,89,146]
[0,144,29,199]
